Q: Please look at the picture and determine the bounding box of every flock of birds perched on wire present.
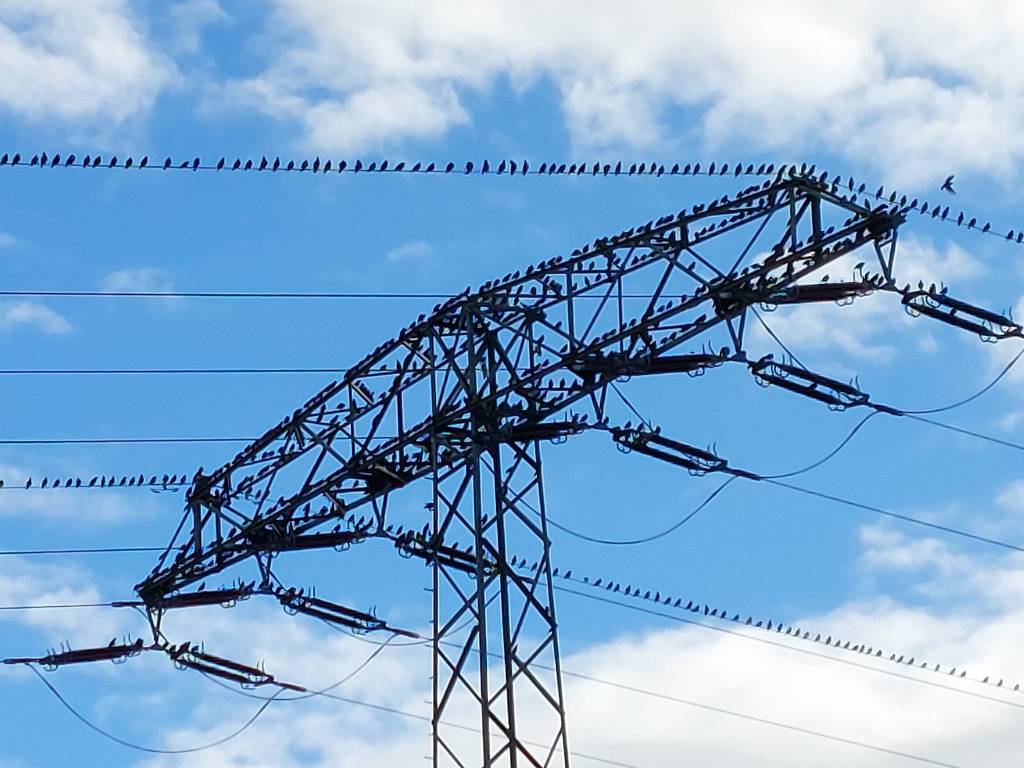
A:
[527,559,1024,698]
[5,148,1022,726]
[1,149,1021,248]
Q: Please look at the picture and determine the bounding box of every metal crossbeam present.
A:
[137,171,908,766]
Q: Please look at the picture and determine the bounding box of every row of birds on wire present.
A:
[2,473,189,491]
[527,558,1024,698]
[2,149,1019,248]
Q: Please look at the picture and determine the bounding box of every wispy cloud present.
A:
[0,232,17,249]
[102,267,175,293]
[167,0,229,54]
[385,240,438,269]
[0,301,72,334]
[101,267,181,310]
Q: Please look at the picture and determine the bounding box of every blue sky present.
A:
[2,2,1024,767]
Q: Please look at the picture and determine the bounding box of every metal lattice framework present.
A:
[137,172,918,767]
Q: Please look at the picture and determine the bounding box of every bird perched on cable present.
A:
[941,174,956,194]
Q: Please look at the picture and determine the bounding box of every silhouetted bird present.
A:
[941,174,956,194]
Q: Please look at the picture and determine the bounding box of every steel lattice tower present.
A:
[137,172,911,766]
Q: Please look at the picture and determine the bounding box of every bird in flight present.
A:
[941,174,956,194]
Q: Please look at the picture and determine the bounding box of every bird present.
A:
[941,174,956,194]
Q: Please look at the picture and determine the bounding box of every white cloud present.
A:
[0,461,164,523]
[0,0,177,126]
[891,237,985,289]
[219,1,1024,188]
[101,267,175,293]
[751,236,985,364]
[0,301,72,334]
[384,240,437,268]
[115,514,1024,768]
[101,267,181,310]
[167,0,228,54]
[0,556,127,640]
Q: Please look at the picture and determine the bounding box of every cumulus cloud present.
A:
[220,0,1024,187]
[0,301,72,334]
[0,556,126,639]
[0,461,163,523]
[750,236,985,364]
[112,514,1024,768]
[0,0,177,126]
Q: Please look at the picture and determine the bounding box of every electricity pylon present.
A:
[137,171,921,766]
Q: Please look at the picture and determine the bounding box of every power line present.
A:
[547,477,737,545]
[763,478,1024,554]
[0,436,257,445]
[0,367,346,376]
[26,664,284,755]
[8,561,1021,710]
[0,601,138,611]
[552,583,1024,709]
[186,645,967,768]
[0,547,162,556]
[901,345,1024,415]
[3,152,1018,252]
[0,289,684,301]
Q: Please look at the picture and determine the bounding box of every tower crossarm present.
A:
[137,175,904,603]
